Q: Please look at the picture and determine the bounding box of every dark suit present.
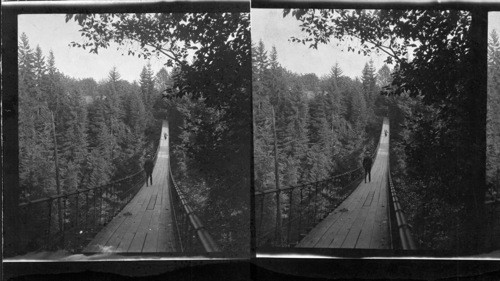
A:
[144,159,154,186]
[362,156,373,183]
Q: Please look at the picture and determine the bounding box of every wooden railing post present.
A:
[287,190,293,245]
[93,189,97,227]
[272,107,282,246]
[298,188,303,240]
[85,190,89,228]
[50,112,64,236]
[47,199,52,248]
[99,187,103,225]
[314,182,319,223]
[259,193,264,233]
[75,192,79,227]
[62,195,67,246]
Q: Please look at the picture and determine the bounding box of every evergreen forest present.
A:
[487,29,500,202]
[253,41,390,244]
[257,9,497,253]
[18,33,162,203]
[17,32,167,253]
[12,12,251,256]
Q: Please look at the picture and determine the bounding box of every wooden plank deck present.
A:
[297,118,390,249]
[84,120,176,253]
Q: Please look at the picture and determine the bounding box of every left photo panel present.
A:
[5,11,251,259]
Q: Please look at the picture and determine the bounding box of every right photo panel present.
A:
[253,8,495,255]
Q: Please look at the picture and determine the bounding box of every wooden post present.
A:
[287,190,293,245]
[272,107,282,245]
[46,199,52,248]
[50,112,64,235]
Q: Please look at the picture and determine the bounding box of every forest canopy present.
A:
[18,33,161,202]
[66,12,252,254]
[282,9,488,253]
[16,32,165,254]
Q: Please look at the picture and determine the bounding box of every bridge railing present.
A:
[386,146,417,250]
[256,143,380,248]
[168,159,220,253]
[17,141,160,254]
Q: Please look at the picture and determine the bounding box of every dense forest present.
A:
[15,12,251,256]
[59,13,250,255]
[253,40,390,240]
[385,28,500,251]
[487,29,500,201]
[17,32,166,253]
[281,9,492,253]
[253,41,390,190]
[18,33,162,204]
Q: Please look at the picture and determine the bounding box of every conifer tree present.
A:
[377,64,392,88]
[140,63,155,109]
[361,60,377,110]
[154,67,172,93]
[487,29,500,195]
[252,41,274,192]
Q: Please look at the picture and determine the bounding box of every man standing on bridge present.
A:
[362,153,373,183]
[144,156,154,186]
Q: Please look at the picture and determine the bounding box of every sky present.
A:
[489,12,500,35]
[251,9,387,80]
[19,14,167,83]
[18,12,500,83]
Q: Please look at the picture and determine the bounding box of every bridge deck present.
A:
[297,118,390,249]
[84,121,176,253]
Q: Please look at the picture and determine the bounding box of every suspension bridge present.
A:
[256,117,417,250]
[17,120,220,254]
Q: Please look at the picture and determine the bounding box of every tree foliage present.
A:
[487,29,500,199]
[16,33,162,254]
[67,13,251,254]
[284,9,486,252]
[253,41,386,240]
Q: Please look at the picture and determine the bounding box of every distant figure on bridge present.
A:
[164,133,167,140]
[384,130,388,137]
[362,154,373,183]
[144,157,154,186]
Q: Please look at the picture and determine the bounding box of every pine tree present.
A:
[377,64,392,88]
[269,46,279,69]
[18,36,56,199]
[252,41,274,192]
[85,101,115,187]
[33,46,47,84]
[487,29,500,195]
[102,67,127,163]
[140,63,155,109]
[124,88,147,154]
[155,67,172,93]
[361,60,377,117]
[329,62,343,93]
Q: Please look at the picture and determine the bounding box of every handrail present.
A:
[255,138,380,197]
[387,171,417,250]
[255,167,362,196]
[256,121,382,247]
[17,133,161,253]
[19,140,161,208]
[168,158,220,252]
[386,121,417,250]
